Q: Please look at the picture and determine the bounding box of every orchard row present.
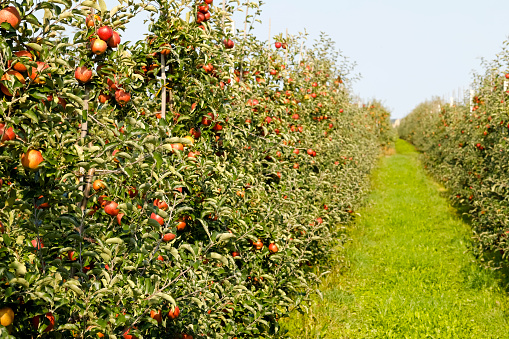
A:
[0,0,392,338]
[399,39,509,271]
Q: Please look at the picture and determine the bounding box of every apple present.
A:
[176,217,186,231]
[93,179,106,190]
[162,233,176,242]
[213,122,223,131]
[231,251,240,257]
[293,149,299,155]
[204,0,213,4]
[275,42,282,49]
[187,151,199,159]
[198,5,209,13]
[97,25,113,41]
[268,243,278,253]
[167,306,180,320]
[204,12,211,21]
[0,70,25,96]
[10,50,33,72]
[104,201,119,216]
[150,310,162,323]
[154,199,169,210]
[0,6,21,28]
[0,123,15,142]
[150,212,164,226]
[253,239,263,250]
[75,66,93,84]
[223,39,234,49]
[107,31,121,48]
[157,255,164,261]
[98,92,110,103]
[32,312,55,332]
[91,38,108,55]
[31,238,44,249]
[170,143,184,152]
[115,89,131,105]
[21,149,43,171]
[196,12,205,23]
[28,61,49,84]
[86,14,100,27]
[122,328,138,339]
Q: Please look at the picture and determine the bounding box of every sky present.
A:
[112,0,509,119]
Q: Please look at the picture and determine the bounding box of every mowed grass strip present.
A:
[285,139,509,338]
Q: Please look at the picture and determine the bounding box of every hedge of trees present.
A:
[0,0,393,337]
[399,39,509,271]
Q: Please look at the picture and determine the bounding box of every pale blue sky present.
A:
[113,0,509,118]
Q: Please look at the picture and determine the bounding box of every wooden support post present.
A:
[161,54,167,119]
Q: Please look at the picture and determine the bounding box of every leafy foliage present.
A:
[0,0,392,337]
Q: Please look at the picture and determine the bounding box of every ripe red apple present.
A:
[253,239,263,250]
[107,31,121,48]
[190,127,201,139]
[75,66,93,84]
[115,89,131,105]
[0,70,25,96]
[268,243,278,253]
[0,123,15,142]
[91,38,108,55]
[10,50,33,72]
[0,6,21,29]
[204,0,213,4]
[154,199,169,210]
[98,92,110,104]
[223,39,234,49]
[97,26,113,41]
[167,306,180,320]
[29,61,50,84]
[104,201,119,216]
[162,233,176,242]
[293,149,299,155]
[150,310,162,323]
[196,12,205,23]
[275,42,282,49]
[176,217,187,231]
[31,238,44,249]
[204,12,211,21]
[198,5,209,13]
[150,213,164,226]
[171,143,184,152]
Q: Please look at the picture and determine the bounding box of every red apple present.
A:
[150,213,164,226]
[91,38,108,55]
[97,26,113,41]
[115,89,131,105]
[107,31,121,48]
[75,66,93,84]
[104,201,119,216]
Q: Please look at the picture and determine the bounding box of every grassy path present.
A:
[286,139,509,338]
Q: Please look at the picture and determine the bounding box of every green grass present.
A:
[285,139,509,338]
